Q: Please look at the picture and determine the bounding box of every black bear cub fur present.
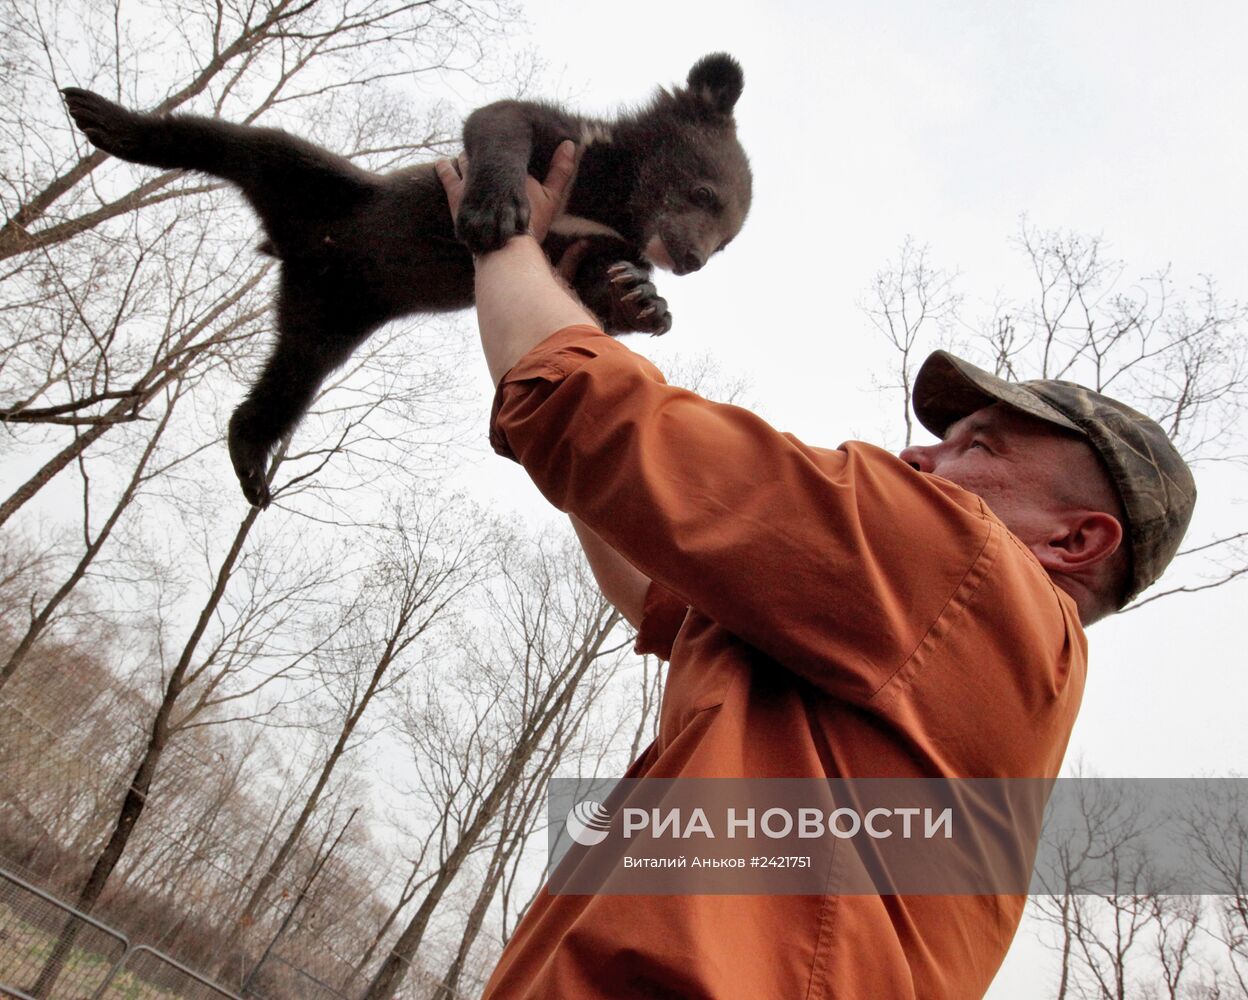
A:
[63,54,752,508]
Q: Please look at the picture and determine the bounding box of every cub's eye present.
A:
[691,185,718,209]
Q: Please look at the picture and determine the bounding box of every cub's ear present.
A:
[686,53,744,117]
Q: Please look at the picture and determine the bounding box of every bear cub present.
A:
[63,54,752,508]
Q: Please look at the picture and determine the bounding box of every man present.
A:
[435,145,1196,999]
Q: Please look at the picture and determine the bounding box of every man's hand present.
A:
[436,140,579,247]
[435,141,600,386]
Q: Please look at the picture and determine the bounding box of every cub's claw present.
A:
[605,262,672,335]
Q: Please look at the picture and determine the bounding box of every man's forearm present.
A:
[474,235,600,386]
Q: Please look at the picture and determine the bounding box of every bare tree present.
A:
[867,221,1248,609]
[434,608,624,1000]
[1023,772,1248,999]
[1031,777,1188,999]
[25,440,293,996]
[361,534,631,1000]
[213,497,489,980]
[1184,782,1248,997]
[1,0,515,527]
[0,0,497,260]
[626,654,665,768]
[0,375,192,690]
[862,235,962,447]
[0,239,273,528]
[0,5,660,999]
[3,0,517,967]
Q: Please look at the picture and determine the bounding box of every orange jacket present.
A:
[482,326,1086,1000]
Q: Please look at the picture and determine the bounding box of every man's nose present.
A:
[899,443,935,473]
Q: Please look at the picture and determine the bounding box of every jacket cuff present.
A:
[488,325,615,461]
[633,581,690,661]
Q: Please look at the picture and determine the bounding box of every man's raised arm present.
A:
[436,144,653,627]
[434,141,593,386]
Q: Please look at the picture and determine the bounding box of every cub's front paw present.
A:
[455,180,530,255]
[607,262,673,335]
[62,88,151,161]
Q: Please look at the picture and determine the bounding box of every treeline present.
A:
[0,526,649,998]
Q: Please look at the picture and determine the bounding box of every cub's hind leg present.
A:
[62,89,372,243]
[62,88,160,163]
[228,276,382,508]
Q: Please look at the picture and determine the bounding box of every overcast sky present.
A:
[435,3,1248,993]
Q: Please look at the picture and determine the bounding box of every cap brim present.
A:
[912,351,1083,438]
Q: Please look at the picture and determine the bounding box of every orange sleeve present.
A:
[491,326,996,703]
[633,581,689,661]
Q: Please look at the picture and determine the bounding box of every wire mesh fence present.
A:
[0,866,128,1000]
[0,865,256,1000]
[0,860,485,1000]
[244,954,350,1000]
[0,692,403,1000]
[95,946,242,1000]
[0,669,532,1000]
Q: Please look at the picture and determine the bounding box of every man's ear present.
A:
[1032,511,1124,574]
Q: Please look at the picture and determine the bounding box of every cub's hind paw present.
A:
[607,262,673,336]
[62,88,150,161]
[236,463,273,510]
[227,419,274,510]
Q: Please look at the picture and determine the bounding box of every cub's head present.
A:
[632,53,752,276]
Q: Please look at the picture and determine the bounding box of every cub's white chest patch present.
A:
[578,122,614,147]
[549,214,626,241]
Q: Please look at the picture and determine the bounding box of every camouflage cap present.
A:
[912,350,1197,606]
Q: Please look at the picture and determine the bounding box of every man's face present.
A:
[897,403,1088,549]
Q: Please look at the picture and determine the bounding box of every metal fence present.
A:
[253,954,352,1000]
[0,866,128,999]
[0,866,242,1000]
[97,946,242,1000]
[0,860,488,1000]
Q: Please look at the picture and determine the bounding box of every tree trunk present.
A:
[215,641,398,976]
[361,610,619,1000]
[25,499,265,997]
